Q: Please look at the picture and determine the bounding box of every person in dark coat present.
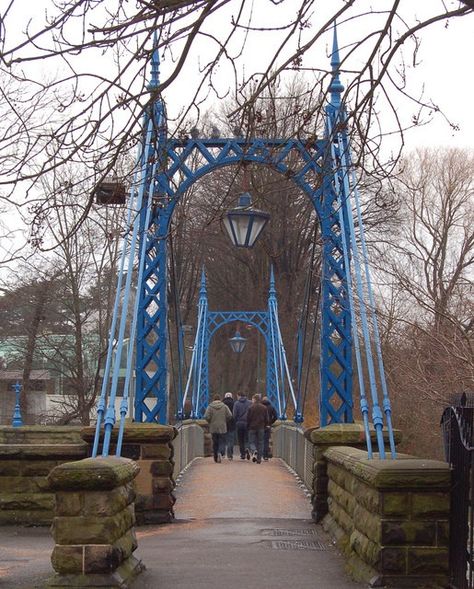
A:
[233,392,252,460]
[222,392,235,460]
[204,394,232,463]
[262,396,278,460]
[246,393,269,464]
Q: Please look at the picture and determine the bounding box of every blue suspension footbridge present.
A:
[92,26,396,461]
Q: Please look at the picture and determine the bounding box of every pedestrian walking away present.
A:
[262,396,278,460]
[222,392,235,460]
[246,393,269,464]
[233,392,252,460]
[204,394,232,463]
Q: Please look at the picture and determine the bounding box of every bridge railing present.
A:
[172,420,205,476]
[272,422,313,492]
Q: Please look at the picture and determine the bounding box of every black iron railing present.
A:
[441,395,474,589]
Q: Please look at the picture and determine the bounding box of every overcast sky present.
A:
[1,1,473,270]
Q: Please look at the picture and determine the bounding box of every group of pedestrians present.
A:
[204,392,277,464]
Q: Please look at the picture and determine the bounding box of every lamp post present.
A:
[229,330,247,353]
[223,192,269,248]
[11,380,23,427]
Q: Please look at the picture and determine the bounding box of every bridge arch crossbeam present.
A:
[161,137,327,215]
[207,311,269,340]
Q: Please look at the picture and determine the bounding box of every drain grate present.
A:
[261,528,319,537]
[271,539,328,551]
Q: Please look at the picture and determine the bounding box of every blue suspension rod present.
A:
[326,119,373,458]
[116,159,158,456]
[334,132,385,458]
[344,155,396,458]
[101,119,155,457]
[92,148,146,458]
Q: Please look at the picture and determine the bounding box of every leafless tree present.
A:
[0,1,472,251]
[374,147,474,456]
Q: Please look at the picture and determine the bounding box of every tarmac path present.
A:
[134,456,363,589]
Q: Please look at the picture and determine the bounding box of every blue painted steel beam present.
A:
[133,28,356,427]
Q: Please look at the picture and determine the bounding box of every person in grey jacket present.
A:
[233,392,252,460]
[204,394,232,463]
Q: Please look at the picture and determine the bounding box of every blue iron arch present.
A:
[207,311,269,340]
[134,36,353,427]
[160,138,327,219]
[183,271,295,421]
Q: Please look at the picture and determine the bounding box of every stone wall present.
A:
[47,456,143,588]
[304,424,402,523]
[0,426,87,525]
[81,423,178,525]
[323,446,450,588]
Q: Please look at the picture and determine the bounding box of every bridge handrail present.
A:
[272,422,313,492]
[172,421,205,477]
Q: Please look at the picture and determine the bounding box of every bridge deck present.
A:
[135,456,362,589]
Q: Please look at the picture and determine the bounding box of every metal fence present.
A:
[441,399,474,589]
[272,423,314,492]
[172,422,205,476]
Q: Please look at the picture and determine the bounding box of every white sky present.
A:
[1,1,473,270]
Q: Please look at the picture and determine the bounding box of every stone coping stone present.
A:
[179,419,207,427]
[273,421,302,429]
[304,423,402,445]
[324,446,450,489]
[48,457,140,491]
[81,423,177,444]
[0,426,84,444]
[0,443,88,459]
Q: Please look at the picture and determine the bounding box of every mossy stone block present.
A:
[149,460,173,477]
[381,520,436,546]
[327,479,355,516]
[349,529,380,566]
[0,492,54,511]
[53,506,135,545]
[382,492,410,516]
[81,423,177,444]
[56,492,82,517]
[407,547,449,574]
[48,457,139,491]
[141,444,172,460]
[411,493,450,517]
[328,496,353,533]
[353,504,380,543]
[51,545,83,574]
[82,485,135,517]
[381,546,407,574]
[436,521,449,546]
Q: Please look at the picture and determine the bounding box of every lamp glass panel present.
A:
[248,216,267,247]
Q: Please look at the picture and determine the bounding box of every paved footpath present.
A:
[0,457,363,588]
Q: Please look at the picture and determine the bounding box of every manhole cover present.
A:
[261,528,319,537]
[271,540,328,551]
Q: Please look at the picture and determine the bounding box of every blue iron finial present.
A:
[200,267,207,297]
[269,265,276,297]
[148,32,160,91]
[328,22,344,107]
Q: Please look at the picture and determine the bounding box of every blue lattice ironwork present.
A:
[132,45,354,426]
[181,269,296,419]
[93,26,397,460]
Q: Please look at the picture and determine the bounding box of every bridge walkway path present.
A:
[134,456,363,589]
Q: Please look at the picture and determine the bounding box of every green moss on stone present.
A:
[48,457,139,491]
